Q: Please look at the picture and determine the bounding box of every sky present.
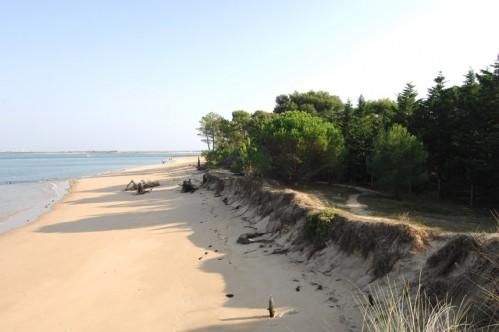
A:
[1,0,498,151]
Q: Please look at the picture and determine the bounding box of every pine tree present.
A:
[396,83,418,127]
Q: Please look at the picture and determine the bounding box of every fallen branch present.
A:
[125,180,160,191]
[181,179,198,193]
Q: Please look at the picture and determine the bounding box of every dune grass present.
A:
[355,279,473,332]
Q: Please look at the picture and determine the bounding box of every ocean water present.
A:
[0,151,198,184]
[0,151,198,233]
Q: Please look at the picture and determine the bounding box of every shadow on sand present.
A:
[33,164,345,331]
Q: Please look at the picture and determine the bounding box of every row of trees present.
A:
[198,56,499,206]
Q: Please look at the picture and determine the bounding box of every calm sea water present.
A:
[0,151,199,233]
[0,151,198,184]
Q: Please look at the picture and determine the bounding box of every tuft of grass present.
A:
[491,209,499,232]
[355,279,473,332]
[398,211,413,223]
[304,209,335,248]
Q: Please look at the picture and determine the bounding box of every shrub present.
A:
[304,209,335,248]
[252,111,345,183]
[369,124,428,196]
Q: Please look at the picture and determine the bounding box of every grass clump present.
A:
[304,209,335,248]
[356,280,473,332]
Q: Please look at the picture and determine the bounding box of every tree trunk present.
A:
[205,134,211,151]
[469,183,474,208]
[437,176,442,199]
[210,129,216,151]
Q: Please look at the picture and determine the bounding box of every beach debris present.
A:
[236,232,268,245]
[222,197,229,205]
[125,180,160,192]
[268,296,275,318]
[271,248,288,255]
[295,286,301,292]
[137,182,147,195]
[225,293,234,298]
[181,179,197,193]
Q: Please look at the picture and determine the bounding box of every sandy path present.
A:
[345,193,371,216]
[0,157,358,332]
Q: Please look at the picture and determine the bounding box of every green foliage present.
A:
[198,55,499,205]
[273,91,344,122]
[252,111,345,183]
[396,82,418,126]
[197,112,223,151]
[304,209,335,247]
[370,124,428,195]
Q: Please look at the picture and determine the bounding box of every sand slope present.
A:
[0,157,358,331]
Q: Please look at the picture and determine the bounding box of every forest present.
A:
[198,56,499,207]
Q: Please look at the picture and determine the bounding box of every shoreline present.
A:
[0,180,70,234]
[0,158,179,235]
[0,156,357,331]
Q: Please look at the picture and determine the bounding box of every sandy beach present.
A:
[0,157,358,331]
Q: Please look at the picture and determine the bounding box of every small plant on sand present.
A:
[398,211,412,223]
[304,209,335,248]
[355,279,472,332]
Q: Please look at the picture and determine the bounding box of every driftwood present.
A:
[181,179,198,193]
[125,180,160,191]
[268,296,275,318]
[137,182,153,195]
[125,180,160,195]
[236,232,267,245]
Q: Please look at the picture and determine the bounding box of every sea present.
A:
[0,151,198,233]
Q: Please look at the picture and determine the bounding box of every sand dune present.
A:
[0,157,358,331]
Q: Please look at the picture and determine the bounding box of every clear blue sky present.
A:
[1,0,497,151]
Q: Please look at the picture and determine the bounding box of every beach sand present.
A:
[0,157,358,331]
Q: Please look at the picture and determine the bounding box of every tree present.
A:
[396,83,418,127]
[453,69,481,206]
[475,55,499,204]
[197,112,223,151]
[411,72,454,198]
[369,124,428,196]
[273,91,344,122]
[252,111,344,183]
